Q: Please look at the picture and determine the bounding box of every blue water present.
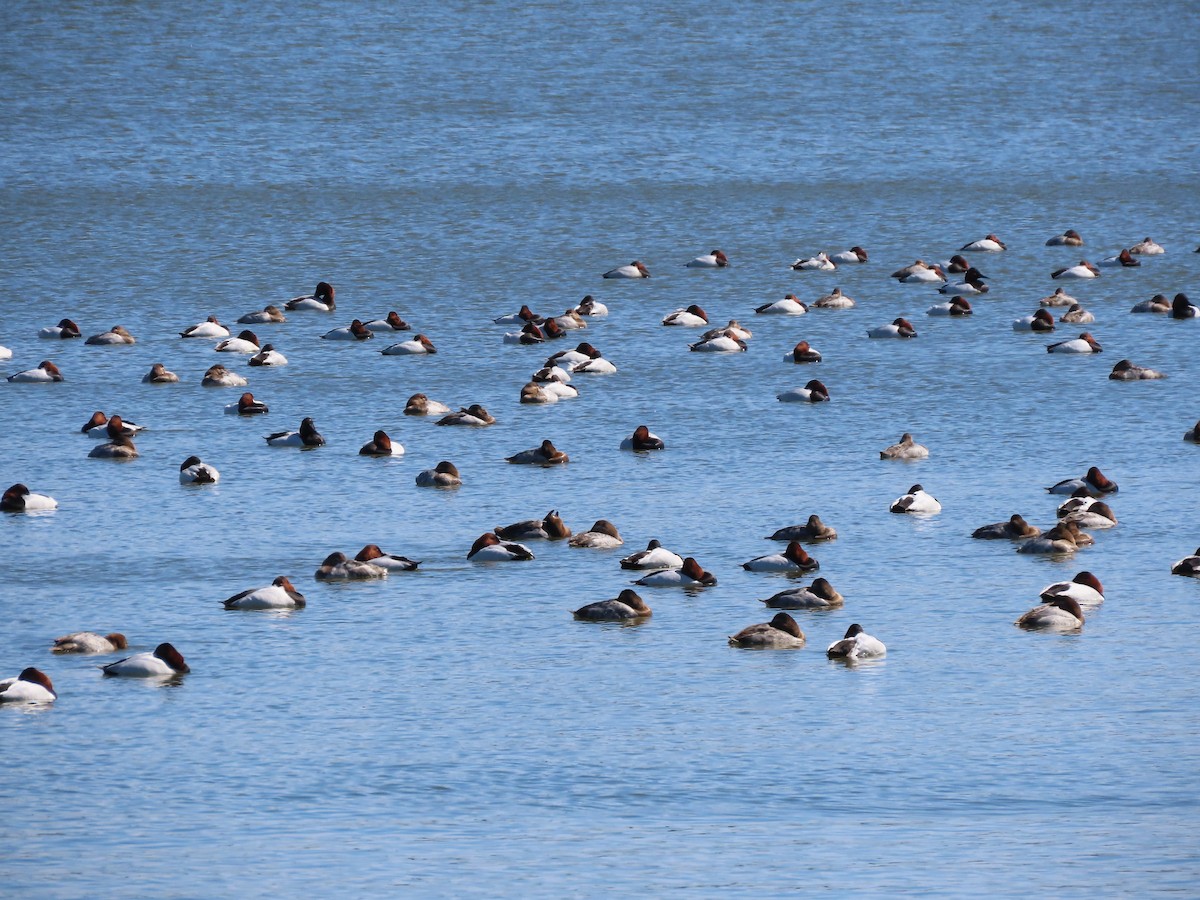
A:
[3,1,1199,896]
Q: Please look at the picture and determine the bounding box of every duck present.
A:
[1046,467,1117,496]
[142,363,179,384]
[1016,597,1084,631]
[972,515,1041,540]
[179,316,229,339]
[0,668,57,704]
[1185,420,1200,443]
[867,318,917,339]
[7,360,65,383]
[634,556,716,587]
[381,334,437,355]
[755,294,808,315]
[202,364,248,387]
[549,310,587,332]
[39,318,82,339]
[812,288,855,309]
[761,578,844,609]
[1040,288,1078,307]
[404,393,451,416]
[88,417,139,459]
[1051,260,1100,279]
[1171,293,1199,319]
[662,305,709,326]
[777,379,830,403]
[358,430,403,457]
[1171,548,1200,577]
[938,268,989,295]
[880,433,929,459]
[363,311,411,332]
[829,246,868,264]
[602,261,651,279]
[944,254,971,274]
[530,368,579,398]
[214,330,260,353]
[494,305,544,327]
[1060,500,1117,529]
[314,551,388,581]
[689,331,747,352]
[1131,293,1171,314]
[102,642,189,676]
[568,519,623,549]
[436,404,494,427]
[52,632,128,654]
[619,539,684,570]
[825,624,886,659]
[1,483,58,512]
[767,515,837,542]
[890,484,941,514]
[1046,229,1084,247]
[496,509,572,542]
[573,590,653,621]
[568,347,618,373]
[1055,489,1101,518]
[81,411,144,437]
[728,612,806,649]
[620,425,664,451]
[415,461,461,487]
[519,382,559,404]
[790,252,836,271]
[685,249,729,268]
[248,344,287,366]
[264,417,325,448]
[572,295,608,317]
[503,322,547,345]
[1060,303,1095,324]
[467,532,535,561]
[1109,359,1164,380]
[742,541,819,573]
[237,305,287,324]
[223,576,306,609]
[85,325,136,345]
[926,297,973,316]
[786,341,822,363]
[179,456,220,484]
[354,544,420,571]
[1047,332,1102,353]
[321,319,374,341]
[1017,522,1086,555]
[224,392,269,415]
[900,264,946,284]
[891,260,930,279]
[712,320,753,341]
[545,342,597,369]
[284,282,336,312]
[1040,571,1104,607]
[1129,237,1165,255]
[1097,249,1140,268]
[960,234,1006,252]
[507,439,569,466]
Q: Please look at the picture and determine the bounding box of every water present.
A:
[2,1,1199,895]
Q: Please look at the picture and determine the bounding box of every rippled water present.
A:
[3,1,1199,895]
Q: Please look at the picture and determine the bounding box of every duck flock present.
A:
[2,233,1198,706]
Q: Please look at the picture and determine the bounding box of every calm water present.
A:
[2,1,1199,896]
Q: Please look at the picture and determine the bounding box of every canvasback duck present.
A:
[1013,309,1056,331]
[359,430,403,457]
[1060,303,1095,324]
[1046,466,1117,495]
[88,417,138,459]
[634,556,716,587]
[549,310,587,331]
[507,439,569,466]
[867,318,917,339]
[880,433,929,460]
[503,322,547,345]
[960,234,1007,252]
[355,544,420,571]
[8,360,65,383]
[202,364,247,387]
[404,393,451,416]
[530,368,578,398]
[496,509,572,542]
[573,589,652,621]
[777,379,830,403]
[265,417,325,448]
[830,246,868,264]
[890,484,940,514]
[436,404,494,427]
[1060,500,1117,529]
[786,341,822,363]
[927,297,973,316]
[1047,332,1102,353]
[972,514,1041,540]
[1017,522,1086,555]
[1129,237,1165,255]
[381,334,437,355]
[621,425,664,451]
[572,295,608,317]
[81,411,144,437]
[85,325,136,345]
[142,363,179,384]
[813,288,855,309]
[568,346,617,373]
[1,483,58,512]
[710,320,752,341]
[1171,293,1199,319]
[900,264,946,284]
[214,330,260,353]
[224,392,269,415]
[944,255,971,274]
[689,331,747,352]
[1171,548,1200,577]
[1046,229,1084,247]
[541,318,566,340]
[0,668,56,704]
[761,577,844,609]
[891,260,929,279]
[224,576,306,609]
[826,624,886,659]
[284,282,336,311]
[686,249,729,268]
[1131,293,1171,314]
[1052,260,1100,279]
[1184,420,1200,443]
[237,304,286,324]
[790,252,836,271]
[619,539,684,571]
[1097,249,1140,268]
[662,305,709,326]
[1040,571,1104,607]
[756,294,808,315]
[248,344,287,366]
[742,541,819,573]
[602,261,650,279]
[102,642,189,676]
[321,319,374,341]
[415,461,461,487]
[52,632,127,654]
[467,532,534,561]
[1040,288,1078,307]
[363,311,411,332]
[315,551,388,581]
[179,316,230,339]
[39,318,82,339]
[768,515,837,542]
[728,612,806,649]
[568,519,623,549]
[519,381,559,404]
[938,267,989,295]
[1109,359,1164,380]
[1055,489,1100,518]
[1016,597,1084,631]
[494,305,544,327]
[179,456,220,485]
